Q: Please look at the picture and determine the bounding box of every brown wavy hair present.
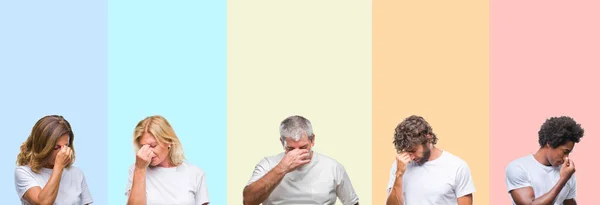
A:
[393,115,438,152]
[16,115,75,173]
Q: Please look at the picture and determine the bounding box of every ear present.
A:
[311,134,316,146]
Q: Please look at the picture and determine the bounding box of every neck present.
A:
[156,160,175,168]
[534,148,551,166]
[428,146,443,161]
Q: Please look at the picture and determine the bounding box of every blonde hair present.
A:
[16,115,75,173]
[133,115,185,166]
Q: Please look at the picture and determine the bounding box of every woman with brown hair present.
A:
[15,115,93,205]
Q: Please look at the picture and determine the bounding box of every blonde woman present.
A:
[15,115,93,205]
[126,115,209,205]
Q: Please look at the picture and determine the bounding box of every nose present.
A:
[409,153,416,160]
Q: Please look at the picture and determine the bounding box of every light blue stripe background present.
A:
[108,0,227,204]
[0,1,108,204]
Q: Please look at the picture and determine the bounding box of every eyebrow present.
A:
[403,148,416,152]
[286,145,309,149]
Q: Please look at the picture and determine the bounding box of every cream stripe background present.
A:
[227,1,372,204]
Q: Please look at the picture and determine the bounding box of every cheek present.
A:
[47,152,58,162]
[155,147,168,158]
[554,152,564,159]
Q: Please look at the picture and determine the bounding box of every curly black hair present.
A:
[538,116,584,148]
[393,115,438,152]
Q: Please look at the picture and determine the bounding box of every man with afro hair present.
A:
[506,116,584,205]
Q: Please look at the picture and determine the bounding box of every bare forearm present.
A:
[243,165,287,205]
[530,179,568,205]
[386,176,403,205]
[127,168,147,205]
[37,168,63,205]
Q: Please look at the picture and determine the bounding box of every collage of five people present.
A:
[1,1,598,205]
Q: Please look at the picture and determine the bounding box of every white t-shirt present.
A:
[386,150,476,205]
[14,165,93,205]
[505,154,576,205]
[247,151,359,205]
[126,162,209,205]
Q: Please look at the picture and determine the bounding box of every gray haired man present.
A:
[243,115,360,205]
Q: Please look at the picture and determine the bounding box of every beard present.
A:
[415,145,431,166]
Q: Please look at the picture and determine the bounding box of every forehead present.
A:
[139,132,158,144]
[284,135,311,147]
[558,140,575,150]
[56,134,70,144]
[404,144,424,152]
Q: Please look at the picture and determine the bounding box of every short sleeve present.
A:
[566,174,576,199]
[247,158,271,186]
[505,162,531,192]
[386,161,397,195]
[125,165,134,196]
[195,171,210,205]
[80,171,93,204]
[454,162,476,198]
[335,164,359,205]
[14,166,39,199]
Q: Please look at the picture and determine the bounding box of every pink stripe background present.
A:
[491,0,600,204]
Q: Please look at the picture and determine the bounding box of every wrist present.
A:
[558,175,571,184]
[134,165,147,172]
[53,164,65,172]
[275,163,289,174]
[395,170,404,178]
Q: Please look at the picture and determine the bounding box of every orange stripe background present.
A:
[372,0,490,204]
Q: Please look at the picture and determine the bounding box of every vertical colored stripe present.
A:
[373,0,490,204]
[227,0,372,203]
[0,1,108,204]
[108,1,226,204]
[490,1,600,204]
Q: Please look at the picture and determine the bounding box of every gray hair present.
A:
[279,115,314,142]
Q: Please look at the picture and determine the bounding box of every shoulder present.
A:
[179,162,206,177]
[506,156,530,172]
[15,165,33,173]
[505,156,531,179]
[64,166,86,179]
[440,151,470,169]
[257,152,286,168]
[266,152,285,162]
[15,165,35,177]
[65,165,83,173]
[315,152,346,171]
